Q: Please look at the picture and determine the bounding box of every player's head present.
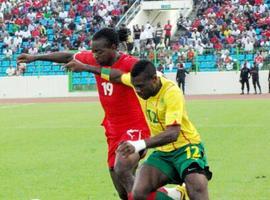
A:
[92,28,119,66]
[131,60,160,100]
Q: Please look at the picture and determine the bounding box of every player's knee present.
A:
[186,176,208,199]
[187,184,207,200]
[114,153,138,175]
[114,159,129,175]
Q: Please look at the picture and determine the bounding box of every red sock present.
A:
[128,193,133,200]
[128,191,157,200]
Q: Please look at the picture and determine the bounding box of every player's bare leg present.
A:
[132,164,173,200]
[184,173,209,200]
[109,169,128,200]
[114,152,141,195]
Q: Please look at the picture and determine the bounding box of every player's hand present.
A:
[63,60,89,72]
[117,141,136,158]
[17,53,35,64]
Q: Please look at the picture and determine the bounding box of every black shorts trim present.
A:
[182,162,212,181]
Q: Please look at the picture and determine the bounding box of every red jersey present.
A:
[74,51,150,139]
[254,55,263,64]
[164,24,172,36]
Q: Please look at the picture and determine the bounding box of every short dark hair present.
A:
[131,60,156,80]
[92,28,119,47]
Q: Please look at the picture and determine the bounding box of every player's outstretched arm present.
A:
[17,52,74,64]
[64,60,124,83]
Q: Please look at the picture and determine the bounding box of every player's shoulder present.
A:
[75,50,93,57]
[161,76,181,94]
[120,52,138,63]
[118,52,138,70]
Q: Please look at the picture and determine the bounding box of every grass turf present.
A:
[0,100,269,200]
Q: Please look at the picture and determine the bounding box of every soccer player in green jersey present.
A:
[63,59,212,200]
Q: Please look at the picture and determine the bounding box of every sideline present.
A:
[0,94,269,104]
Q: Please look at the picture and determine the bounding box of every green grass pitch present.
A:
[0,99,269,200]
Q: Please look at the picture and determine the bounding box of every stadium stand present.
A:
[0,0,270,81]
[0,0,134,85]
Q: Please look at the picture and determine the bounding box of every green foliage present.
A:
[0,100,269,200]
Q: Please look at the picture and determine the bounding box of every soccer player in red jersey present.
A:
[17,28,150,200]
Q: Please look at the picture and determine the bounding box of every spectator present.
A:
[244,38,254,53]
[3,33,12,46]
[191,28,201,41]
[15,67,24,76]
[118,24,129,52]
[145,39,155,51]
[147,48,155,62]
[78,43,87,51]
[154,22,163,46]
[17,62,26,75]
[167,60,175,72]
[195,40,205,55]
[3,47,13,60]
[223,54,234,71]
[139,25,147,51]
[250,64,262,94]
[176,62,189,94]
[59,9,68,20]
[6,65,15,76]
[13,34,22,48]
[132,24,141,53]
[155,39,166,50]
[157,63,164,74]
[254,51,264,69]
[240,62,250,95]
[164,20,172,47]
[183,16,192,30]
[164,55,172,69]
[104,13,112,26]
[28,46,38,54]
[241,60,251,69]
[0,10,3,21]
[187,47,195,62]
[145,22,154,42]
[40,40,51,52]
[126,30,134,52]
[8,38,18,53]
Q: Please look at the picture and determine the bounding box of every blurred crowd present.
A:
[1,0,270,76]
[0,0,133,57]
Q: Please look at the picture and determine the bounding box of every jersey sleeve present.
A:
[164,87,184,126]
[73,51,96,65]
[120,73,133,87]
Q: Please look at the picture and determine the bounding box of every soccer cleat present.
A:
[176,185,189,200]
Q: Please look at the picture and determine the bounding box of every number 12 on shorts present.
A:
[185,145,200,159]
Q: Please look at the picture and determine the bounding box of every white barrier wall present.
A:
[0,71,269,99]
[0,76,97,99]
[166,70,270,95]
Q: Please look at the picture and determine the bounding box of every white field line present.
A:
[0,125,101,129]
[197,124,264,128]
[0,103,35,109]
